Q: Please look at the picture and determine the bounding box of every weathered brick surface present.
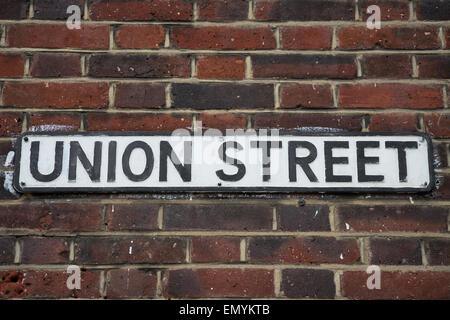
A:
[0,0,448,300]
[342,271,450,299]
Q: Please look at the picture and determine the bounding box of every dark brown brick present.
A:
[337,206,448,233]
[280,84,333,108]
[0,140,14,171]
[164,205,273,231]
[252,55,357,79]
[30,53,81,78]
[191,237,241,263]
[74,237,186,264]
[198,0,248,21]
[0,238,15,264]
[34,0,85,19]
[362,55,411,78]
[248,237,360,264]
[88,54,190,78]
[370,238,422,265]
[342,271,450,299]
[89,0,193,21]
[278,205,330,231]
[105,203,159,231]
[417,55,450,79]
[106,269,157,298]
[0,0,29,19]
[0,203,103,231]
[427,240,450,265]
[163,268,274,298]
[171,83,274,109]
[254,0,355,21]
[282,269,335,298]
[360,0,409,21]
[416,0,450,21]
[20,237,70,264]
[114,83,166,108]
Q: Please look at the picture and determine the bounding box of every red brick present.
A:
[252,55,356,79]
[416,0,450,21]
[89,0,192,21]
[0,270,100,299]
[0,0,29,19]
[86,113,192,131]
[281,26,332,50]
[362,55,411,78]
[0,113,23,137]
[171,26,276,50]
[191,237,241,263]
[446,28,450,48]
[338,84,443,109]
[2,82,109,109]
[115,25,165,49]
[368,113,418,132]
[337,26,440,50]
[28,113,80,132]
[248,237,360,264]
[282,269,335,298]
[171,83,274,109]
[197,56,245,79]
[370,238,422,265]
[280,84,333,108]
[0,203,103,231]
[278,205,330,231]
[360,0,409,21]
[341,271,450,299]
[163,268,274,298]
[427,240,450,265]
[0,54,24,78]
[114,83,166,108]
[254,0,355,21]
[198,0,248,21]
[20,237,70,264]
[30,53,81,78]
[417,55,450,79]
[435,174,450,199]
[424,113,450,138]
[336,206,448,232]
[7,24,109,49]
[197,113,247,130]
[74,237,186,264]
[0,238,15,264]
[106,269,157,299]
[88,54,190,78]
[105,203,159,231]
[253,113,362,132]
[164,205,273,231]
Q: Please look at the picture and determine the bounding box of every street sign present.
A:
[13,132,434,193]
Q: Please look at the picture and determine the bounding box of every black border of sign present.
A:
[12,131,435,194]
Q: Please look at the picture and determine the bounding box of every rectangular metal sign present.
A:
[13,132,434,193]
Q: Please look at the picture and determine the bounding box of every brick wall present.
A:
[0,0,449,299]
